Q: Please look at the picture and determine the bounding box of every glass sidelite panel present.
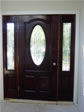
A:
[30,25,46,66]
[7,23,15,70]
[62,23,71,71]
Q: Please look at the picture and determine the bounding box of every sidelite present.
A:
[7,23,15,70]
[30,25,46,66]
[62,23,71,71]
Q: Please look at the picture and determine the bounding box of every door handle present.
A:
[53,62,56,66]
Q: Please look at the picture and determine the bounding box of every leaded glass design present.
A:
[62,23,71,71]
[30,25,46,66]
[7,23,15,70]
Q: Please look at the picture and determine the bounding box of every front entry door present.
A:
[19,16,58,100]
[3,15,75,101]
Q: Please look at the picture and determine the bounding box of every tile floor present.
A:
[0,101,78,112]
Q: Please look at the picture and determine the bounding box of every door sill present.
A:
[5,98,73,105]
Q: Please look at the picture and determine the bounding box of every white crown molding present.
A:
[2,10,79,15]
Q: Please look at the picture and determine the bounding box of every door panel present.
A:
[19,16,57,100]
[3,15,75,101]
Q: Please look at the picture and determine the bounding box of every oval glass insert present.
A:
[30,25,46,66]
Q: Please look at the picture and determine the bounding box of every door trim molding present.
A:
[2,10,79,15]
[0,10,79,105]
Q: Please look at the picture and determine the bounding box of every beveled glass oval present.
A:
[30,25,46,66]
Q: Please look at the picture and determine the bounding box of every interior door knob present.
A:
[53,62,56,66]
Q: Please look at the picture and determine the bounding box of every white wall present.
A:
[1,1,82,12]
[78,6,84,112]
[0,1,3,102]
[0,2,84,111]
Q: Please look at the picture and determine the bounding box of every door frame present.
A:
[0,10,79,104]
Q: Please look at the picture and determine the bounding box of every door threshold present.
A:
[5,98,73,105]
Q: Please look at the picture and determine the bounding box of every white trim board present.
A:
[0,12,3,101]
[0,10,79,105]
[2,10,79,15]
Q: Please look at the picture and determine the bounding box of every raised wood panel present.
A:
[40,76,49,90]
[23,75,36,90]
[61,76,73,89]
[4,74,17,98]
[6,75,16,89]
[7,89,17,98]
[39,91,49,100]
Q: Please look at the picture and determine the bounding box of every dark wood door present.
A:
[19,16,58,101]
[3,15,75,101]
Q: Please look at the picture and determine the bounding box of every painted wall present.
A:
[0,1,84,112]
[1,1,82,12]
[78,7,84,112]
[0,1,3,102]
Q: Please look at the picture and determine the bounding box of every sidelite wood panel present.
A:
[6,74,17,98]
[59,15,75,101]
[3,15,75,101]
[3,16,18,98]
